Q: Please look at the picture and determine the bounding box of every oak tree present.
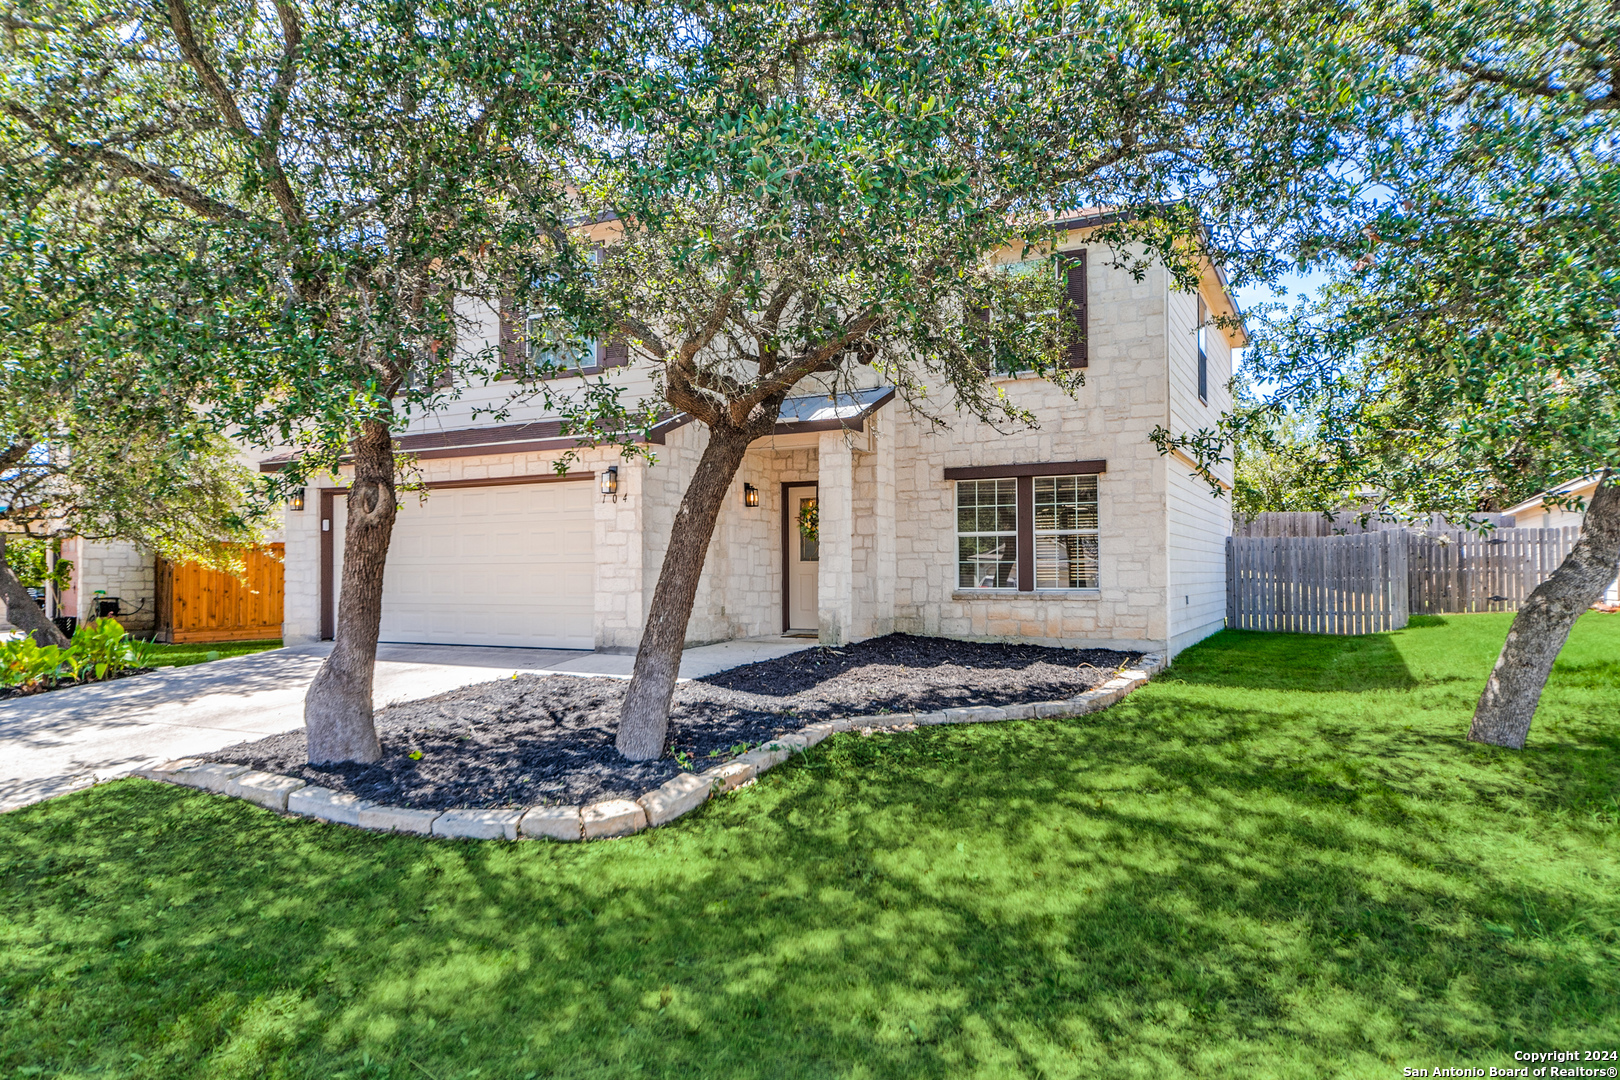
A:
[1161,0,1620,747]
[2,0,610,760]
[550,0,1382,759]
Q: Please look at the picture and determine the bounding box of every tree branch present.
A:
[1,100,259,225]
[165,0,308,228]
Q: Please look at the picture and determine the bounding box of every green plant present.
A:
[0,636,64,691]
[65,618,136,682]
[3,614,1618,1077]
[797,502,819,543]
[2,536,72,592]
[124,637,159,670]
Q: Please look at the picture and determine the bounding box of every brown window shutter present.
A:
[603,337,629,367]
[969,304,991,373]
[497,297,520,381]
[1064,251,1087,368]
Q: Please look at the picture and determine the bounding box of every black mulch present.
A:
[206,633,1138,811]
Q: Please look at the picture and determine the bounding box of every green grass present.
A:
[140,639,283,668]
[3,613,1617,1079]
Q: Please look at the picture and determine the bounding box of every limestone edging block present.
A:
[287,785,375,825]
[582,798,647,839]
[433,808,525,840]
[222,770,307,811]
[356,804,441,834]
[638,773,711,827]
[519,805,583,841]
[169,762,251,793]
[700,760,756,792]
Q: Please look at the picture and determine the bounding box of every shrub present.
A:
[1,618,147,691]
[0,637,65,692]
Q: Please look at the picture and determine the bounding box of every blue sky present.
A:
[1229,265,1331,382]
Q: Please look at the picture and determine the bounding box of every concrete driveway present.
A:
[0,636,814,812]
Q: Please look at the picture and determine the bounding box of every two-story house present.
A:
[270,216,1244,659]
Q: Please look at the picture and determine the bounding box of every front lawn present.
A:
[2,613,1616,1079]
[141,639,283,669]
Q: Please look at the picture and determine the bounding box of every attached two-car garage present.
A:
[331,479,595,649]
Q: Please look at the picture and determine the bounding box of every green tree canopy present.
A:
[1160,0,1620,747]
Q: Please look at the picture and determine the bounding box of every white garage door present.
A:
[334,481,595,649]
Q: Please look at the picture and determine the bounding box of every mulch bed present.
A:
[207,633,1139,811]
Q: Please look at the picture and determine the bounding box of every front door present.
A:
[786,483,819,632]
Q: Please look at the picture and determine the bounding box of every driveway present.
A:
[0,637,813,812]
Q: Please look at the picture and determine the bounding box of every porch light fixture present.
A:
[287,489,305,512]
[600,466,619,501]
[743,483,759,508]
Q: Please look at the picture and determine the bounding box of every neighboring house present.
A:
[271,219,1245,659]
[1503,476,1620,605]
[3,536,286,641]
[0,538,160,637]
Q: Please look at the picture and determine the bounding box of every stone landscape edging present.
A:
[135,654,1166,841]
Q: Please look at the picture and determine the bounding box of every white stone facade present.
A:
[277,233,1242,658]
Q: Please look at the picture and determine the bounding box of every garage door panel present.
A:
[332,481,595,648]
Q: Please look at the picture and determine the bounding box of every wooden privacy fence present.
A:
[1233,511,1515,538]
[1227,526,1587,633]
[1227,531,1410,634]
[155,543,284,643]
[1409,528,1581,614]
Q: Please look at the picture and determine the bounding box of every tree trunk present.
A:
[1468,475,1620,749]
[617,424,755,760]
[304,421,397,764]
[0,533,69,647]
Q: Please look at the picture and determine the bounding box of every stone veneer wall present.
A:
[635,422,819,646]
[884,260,1175,652]
[72,539,159,634]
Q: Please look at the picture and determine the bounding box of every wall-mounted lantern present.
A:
[287,489,305,512]
[600,466,619,502]
[743,483,759,508]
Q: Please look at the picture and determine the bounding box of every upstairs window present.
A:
[497,300,630,380]
[1196,295,1209,404]
[526,315,594,375]
[968,250,1087,375]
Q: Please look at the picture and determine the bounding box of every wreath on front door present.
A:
[797,502,819,543]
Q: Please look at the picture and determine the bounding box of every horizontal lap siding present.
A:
[1168,463,1229,649]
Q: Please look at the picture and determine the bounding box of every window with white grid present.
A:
[526,314,594,374]
[1034,475,1099,589]
[957,479,1019,589]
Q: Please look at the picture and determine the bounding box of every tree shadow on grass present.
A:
[1161,629,1421,693]
[3,688,1617,1080]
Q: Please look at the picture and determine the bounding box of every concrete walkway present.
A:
[0,636,814,812]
